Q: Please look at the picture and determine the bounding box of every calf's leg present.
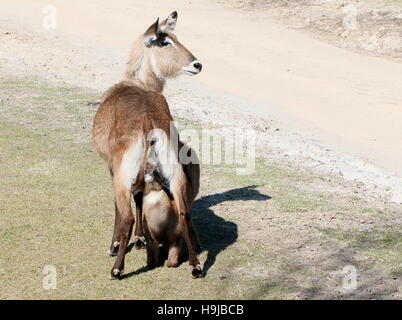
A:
[143,220,159,268]
[133,191,146,249]
[166,240,181,268]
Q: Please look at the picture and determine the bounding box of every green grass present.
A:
[222,159,330,213]
[0,77,287,299]
[0,76,400,299]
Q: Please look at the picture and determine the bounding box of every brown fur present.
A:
[141,143,200,268]
[92,14,202,279]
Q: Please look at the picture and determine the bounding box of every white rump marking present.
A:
[147,128,180,187]
[120,139,144,189]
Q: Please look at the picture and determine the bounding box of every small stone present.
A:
[390,191,402,204]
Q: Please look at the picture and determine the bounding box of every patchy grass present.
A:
[222,159,331,214]
[0,77,99,142]
[317,227,402,277]
[0,76,401,299]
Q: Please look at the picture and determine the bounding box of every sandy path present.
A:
[1,0,402,194]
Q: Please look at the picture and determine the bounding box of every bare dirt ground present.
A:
[0,0,401,299]
[222,0,402,62]
[1,0,402,201]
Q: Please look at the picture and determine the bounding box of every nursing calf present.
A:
[141,143,200,269]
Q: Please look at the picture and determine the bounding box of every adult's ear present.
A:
[159,11,177,32]
[143,18,159,47]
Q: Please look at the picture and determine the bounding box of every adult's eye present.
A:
[161,39,173,46]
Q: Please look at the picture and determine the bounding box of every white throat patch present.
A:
[150,52,163,80]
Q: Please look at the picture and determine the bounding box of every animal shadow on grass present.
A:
[191,185,271,275]
[121,185,270,279]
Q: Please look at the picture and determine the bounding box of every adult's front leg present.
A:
[171,167,202,278]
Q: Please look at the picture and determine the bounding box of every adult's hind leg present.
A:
[188,217,202,253]
[133,191,146,249]
[108,168,121,256]
[110,183,134,279]
[108,201,121,256]
[171,167,202,278]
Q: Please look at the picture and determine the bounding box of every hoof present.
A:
[109,268,123,280]
[146,260,159,268]
[134,236,146,250]
[195,245,204,254]
[165,260,179,268]
[107,249,118,257]
[108,241,120,256]
[146,264,157,270]
[191,265,203,278]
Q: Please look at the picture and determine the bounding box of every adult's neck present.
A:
[131,72,165,92]
[126,49,166,92]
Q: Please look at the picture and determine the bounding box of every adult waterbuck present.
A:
[92,12,203,279]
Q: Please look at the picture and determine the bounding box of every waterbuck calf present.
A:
[92,12,203,279]
[141,142,200,269]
